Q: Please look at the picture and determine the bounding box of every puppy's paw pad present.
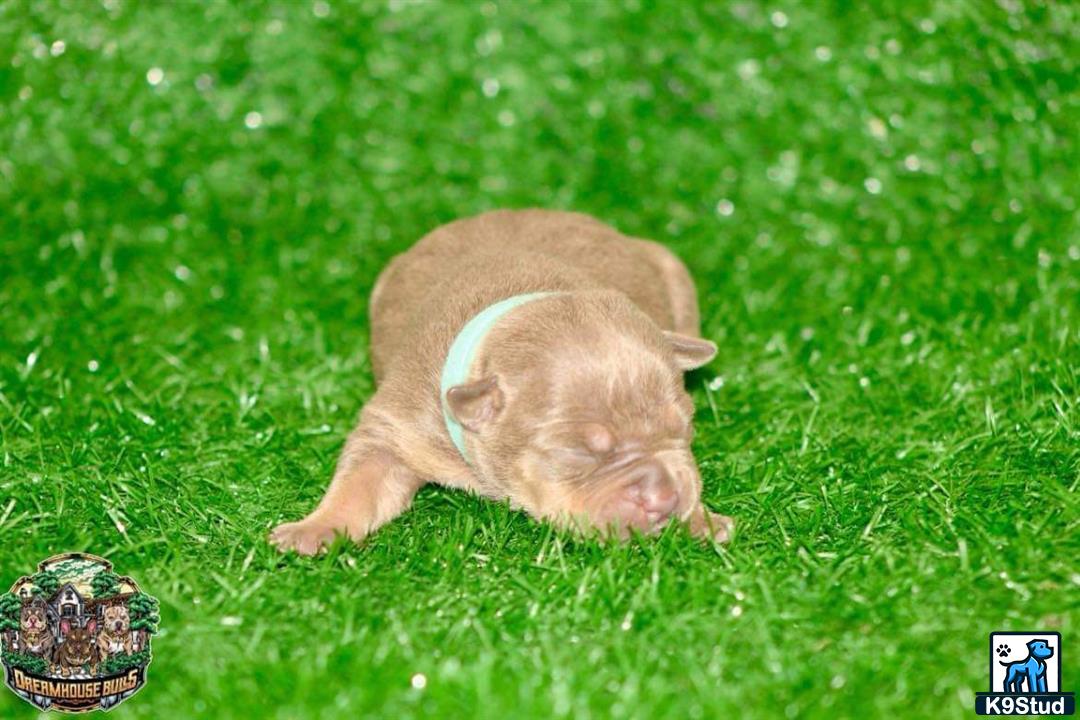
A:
[691,511,735,543]
[269,521,338,556]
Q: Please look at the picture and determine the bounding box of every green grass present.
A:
[1,1,1078,717]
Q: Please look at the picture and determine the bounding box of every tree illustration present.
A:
[100,647,151,675]
[31,570,61,599]
[0,592,21,648]
[128,593,160,635]
[90,571,122,599]
[2,649,47,675]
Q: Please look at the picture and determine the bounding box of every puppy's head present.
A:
[21,602,47,632]
[1028,640,1054,660]
[60,619,96,662]
[445,291,715,536]
[103,605,130,634]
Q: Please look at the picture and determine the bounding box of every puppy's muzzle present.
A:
[606,458,681,530]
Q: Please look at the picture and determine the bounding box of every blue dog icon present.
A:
[1001,639,1054,693]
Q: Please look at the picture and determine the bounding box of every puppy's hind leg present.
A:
[270,415,424,555]
[634,238,703,336]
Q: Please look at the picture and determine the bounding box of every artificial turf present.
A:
[1,1,1077,717]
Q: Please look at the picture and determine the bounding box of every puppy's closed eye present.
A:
[538,423,615,471]
[582,423,614,455]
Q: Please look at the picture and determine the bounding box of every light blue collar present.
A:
[440,292,553,462]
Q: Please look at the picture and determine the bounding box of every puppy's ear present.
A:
[60,619,71,635]
[445,375,504,431]
[664,331,717,370]
[86,618,96,636]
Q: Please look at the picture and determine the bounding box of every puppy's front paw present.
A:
[689,508,734,543]
[269,520,339,556]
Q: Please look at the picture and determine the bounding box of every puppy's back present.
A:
[368,209,696,381]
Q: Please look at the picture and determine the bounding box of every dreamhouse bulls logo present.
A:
[1,553,159,713]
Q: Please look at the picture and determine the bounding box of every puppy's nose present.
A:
[626,461,679,522]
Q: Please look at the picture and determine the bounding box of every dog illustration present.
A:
[17,600,54,660]
[96,605,134,659]
[1001,639,1053,693]
[53,618,98,677]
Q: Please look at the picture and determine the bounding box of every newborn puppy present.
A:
[271,209,732,555]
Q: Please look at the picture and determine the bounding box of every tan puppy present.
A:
[271,209,732,555]
[97,605,133,659]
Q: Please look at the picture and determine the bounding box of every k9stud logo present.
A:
[976,632,1075,715]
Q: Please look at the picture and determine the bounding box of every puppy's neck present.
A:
[479,290,664,381]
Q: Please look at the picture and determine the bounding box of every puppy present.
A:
[271,209,732,554]
[96,605,133,659]
[54,618,97,677]
[18,601,54,660]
